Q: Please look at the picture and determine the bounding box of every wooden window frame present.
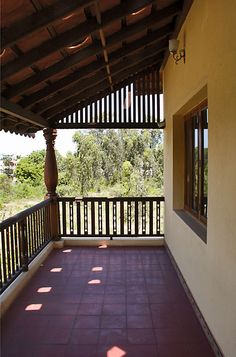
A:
[184,100,208,225]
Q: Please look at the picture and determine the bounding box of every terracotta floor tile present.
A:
[157,343,190,357]
[155,328,187,344]
[127,315,153,328]
[127,293,149,304]
[127,328,156,344]
[41,327,72,344]
[70,328,99,344]
[101,315,126,328]
[103,303,126,315]
[186,342,215,356]
[127,303,150,315]
[2,247,215,357]
[65,344,97,357]
[74,315,100,328]
[104,293,126,304]
[96,344,128,357]
[81,293,104,304]
[78,303,103,315]
[33,344,66,357]
[125,345,158,357]
[99,328,128,345]
[47,315,76,328]
[43,302,79,315]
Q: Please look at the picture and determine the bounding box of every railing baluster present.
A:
[157,200,160,234]
[113,201,117,236]
[77,201,81,236]
[6,228,12,280]
[120,200,124,236]
[10,225,15,277]
[150,200,153,236]
[0,199,53,294]
[105,200,109,236]
[142,201,146,235]
[69,201,74,235]
[98,202,102,235]
[127,201,131,235]
[91,200,95,236]
[19,219,28,272]
[135,201,139,236]
[84,201,88,235]
[1,230,7,284]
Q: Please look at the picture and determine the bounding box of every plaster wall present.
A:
[163,1,236,356]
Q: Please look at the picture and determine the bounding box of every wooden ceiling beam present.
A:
[1,0,94,50]
[42,54,162,119]
[20,23,172,109]
[4,2,180,99]
[33,39,166,114]
[1,0,155,80]
[93,2,113,91]
[20,60,106,108]
[0,97,48,128]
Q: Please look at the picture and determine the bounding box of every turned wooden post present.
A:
[43,128,59,240]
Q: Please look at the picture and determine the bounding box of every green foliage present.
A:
[1,154,15,178]
[1,130,164,221]
[15,150,45,186]
[72,129,164,196]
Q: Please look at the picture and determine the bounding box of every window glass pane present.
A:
[192,116,199,212]
[201,108,208,217]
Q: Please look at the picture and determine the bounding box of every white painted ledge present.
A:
[62,237,164,247]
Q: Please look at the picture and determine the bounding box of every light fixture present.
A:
[169,39,185,64]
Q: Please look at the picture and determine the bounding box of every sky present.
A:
[0,129,77,156]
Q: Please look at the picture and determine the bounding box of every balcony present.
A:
[0,197,215,356]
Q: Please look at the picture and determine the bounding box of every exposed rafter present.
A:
[3,2,180,99]
[0,97,48,128]
[0,0,191,133]
[42,54,162,119]
[1,0,94,49]
[1,0,155,80]
[22,24,171,110]
[32,39,167,114]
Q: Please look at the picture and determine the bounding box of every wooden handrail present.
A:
[0,198,52,229]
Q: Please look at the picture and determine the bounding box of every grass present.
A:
[0,198,44,221]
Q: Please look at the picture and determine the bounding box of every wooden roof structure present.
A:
[0,0,193,136]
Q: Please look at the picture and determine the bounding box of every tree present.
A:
[73,132,103,195]
[1,154,15,178]
[15,150,45,186]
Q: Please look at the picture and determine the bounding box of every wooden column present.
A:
[43,128,59,240]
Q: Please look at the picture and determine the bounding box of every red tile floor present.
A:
[1,246,215,356]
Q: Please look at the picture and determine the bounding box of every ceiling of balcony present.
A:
[0,0,193,136]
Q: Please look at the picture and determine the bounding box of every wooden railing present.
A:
[58,197,164,238]
[0,199,53,294]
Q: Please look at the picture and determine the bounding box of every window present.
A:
[184,101,208,224]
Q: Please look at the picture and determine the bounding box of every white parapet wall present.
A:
[62,237,165,247]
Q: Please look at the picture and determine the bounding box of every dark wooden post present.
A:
[43,128,59,240]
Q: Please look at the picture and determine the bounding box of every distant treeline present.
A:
[0,129,163,216]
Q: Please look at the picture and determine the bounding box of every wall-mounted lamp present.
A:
[169,39,185,64]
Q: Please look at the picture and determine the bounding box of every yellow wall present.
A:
[163,1,236,356]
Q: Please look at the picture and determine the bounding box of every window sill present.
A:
[174,209,207,243]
